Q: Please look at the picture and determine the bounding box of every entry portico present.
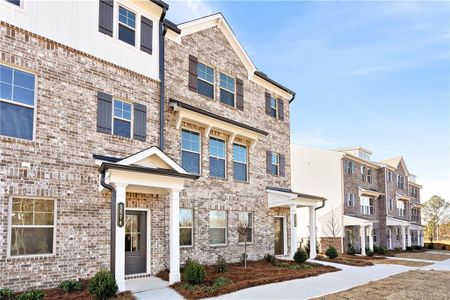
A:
[98,147,198,291]
[343,215,377,256]
[267,187,326,259]
[386,216,410,250]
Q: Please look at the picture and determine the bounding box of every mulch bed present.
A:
[157,260,339,299]
[341,254,386,260]
[18,280,135,300]
[315,255,374,266]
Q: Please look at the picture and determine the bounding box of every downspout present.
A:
[315,198,326,211]
[100,168,116,275]
[159,7,167,150]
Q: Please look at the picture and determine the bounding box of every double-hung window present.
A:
[118,6,136,46]
[367,168,372,183]
[0,65,35,140]
[397,200,405,216]
[360,196,373,215]
[388,171,392,183]
[388,198,393,210]
[197,63,214,98]
[209,210,227,245]
[220,73,235,106]
[345,160,353,174]
[179,208,193,247]
[397,175,405,189]
[346,194,355,207]
[373,229,377,243]
[360,166,366,181]
[233,144,248,181]
[10,198,55,256]
[113,99,132,138]
[181,130,200,174]
[270,97,278,118]
[209,137,226,178]
[238,212,253,243]
[271,153,280,175]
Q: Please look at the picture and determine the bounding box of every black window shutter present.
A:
[133,103,147,141]
[97,91,112,134]
[266,150,272,174]
[188,55,198,92]
[236,78,244,111]
[278,98,284,120]
[265,92,271,116]
[279,154,286,177]
[140,16,153,54]
[99,0,113,37]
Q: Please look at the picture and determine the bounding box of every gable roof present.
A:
[168,13,295,101]
[381,156,410,175]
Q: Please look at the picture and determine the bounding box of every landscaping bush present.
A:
[325,246,338,259]
[264,254,278,265]
[58,280,83,292]
[215,255,226,273]
[0,288,15,300]
[346,245,356,255]
[374,245,387,255]
[87,270,118,300]
[212,277,232,289]
[183,260,206,284]
[394,247,402,252]
[366,249,374,257]
[441,244,446,250]
[305,239,319,257]
[293,248,308,263]
[16,290,44,300]
[413,245,422,251]
[427,243,434,249]
[406,246,413,252]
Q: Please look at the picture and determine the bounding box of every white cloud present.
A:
[165,0,216,23]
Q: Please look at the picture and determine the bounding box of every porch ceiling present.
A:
[386,216,410,226]
[358,187,384,198]
[344,214,378,226]
[266,187,326,208]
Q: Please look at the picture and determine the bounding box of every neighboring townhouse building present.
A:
[0,0,324,292]
[291,145,424,255]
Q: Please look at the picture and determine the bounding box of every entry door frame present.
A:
[274,216,287,256]
[125,208,151,275]
[387,228,392,249]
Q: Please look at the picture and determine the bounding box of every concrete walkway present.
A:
[134,257,450,300]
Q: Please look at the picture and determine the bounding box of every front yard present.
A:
[315,270,449,299]
[157,259,339,299]
[391,251,450,261]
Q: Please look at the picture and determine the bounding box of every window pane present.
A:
[34,212,54,225]
[119,24,135,46]
[209,228,226,244]
[272,165,278,175]
[13,86,34,106]
[179,208,193,227]
[181,130,200,153]
[233,144,247,163]
[12,198,33,212]
[11,212,33,225]
[233,162,247,181]
[113,118,131,138]
[0,102,33,140]
[34,199,54,212]
[1,83,12,100]
[14,70,35,90]
[220,89,234,106]
[11,228,53,256]
[220,73,234,91]
[209,211,226,227]
[198,80,214,98]
[1,65,13,83]
[239,230,252,243]
[198,63,214,83]
[209,138,225,158]
[210,157,225,178]
[180,228,192,246]
[182,151,200,174]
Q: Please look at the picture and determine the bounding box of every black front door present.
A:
[125,211,147,275]
[274,217,284,255]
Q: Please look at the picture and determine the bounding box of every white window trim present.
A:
[270,96,278,117]
[209,136,227,179]
[181,128,201,175]
[197,61,215,85]
[114,2,140,49]
[219,72,236,106]
[209,210,227,246]
[179,208,193,248]
[112,98,133,138]
[0,63,37,141]
[238,212,253,244]
[7,196,57,258]
[233,142,248,182]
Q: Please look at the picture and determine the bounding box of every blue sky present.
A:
[166,1,450,201]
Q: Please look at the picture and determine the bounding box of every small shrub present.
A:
[58,280,83,292]
[293,248,308,263]
[413,245,422,251]
[0,288,15,300]
[264,254,278,265]
[366,250,374,257]
[215,255,226,273]
[394,247,402,252]
[213,277,232,289]
[182,283,197,291]
[276,262,290,268]
[240,253,248,264]
[325,246,338,259]
[201,286,216,295]
[183,260,206,284]
[427,243,434,249]
[346,245,356,255]
[87,270,118,300]
[374,246,387,255]
[17,290,44,300]
[300,264,313,269]
[406,246,413,252]
[441,244,446,250]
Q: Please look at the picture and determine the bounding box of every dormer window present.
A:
[220,73,235,107]
[118,6,136,46]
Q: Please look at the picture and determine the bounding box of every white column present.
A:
[401,225,406,250]
[114,183,127,292]
[290,205,298,258]
[407,226,412,247]
[368,224,374,251]
[420,230,424,247]
[309,206,317,259]
[169,189,181,284]
[360,225,366,256]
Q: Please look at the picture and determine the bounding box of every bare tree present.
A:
[237,216,251,268]
[325,207,342,238]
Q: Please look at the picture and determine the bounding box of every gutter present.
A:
[315,198,326,211]
[100,170,116,275]
[159,6,168,150]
